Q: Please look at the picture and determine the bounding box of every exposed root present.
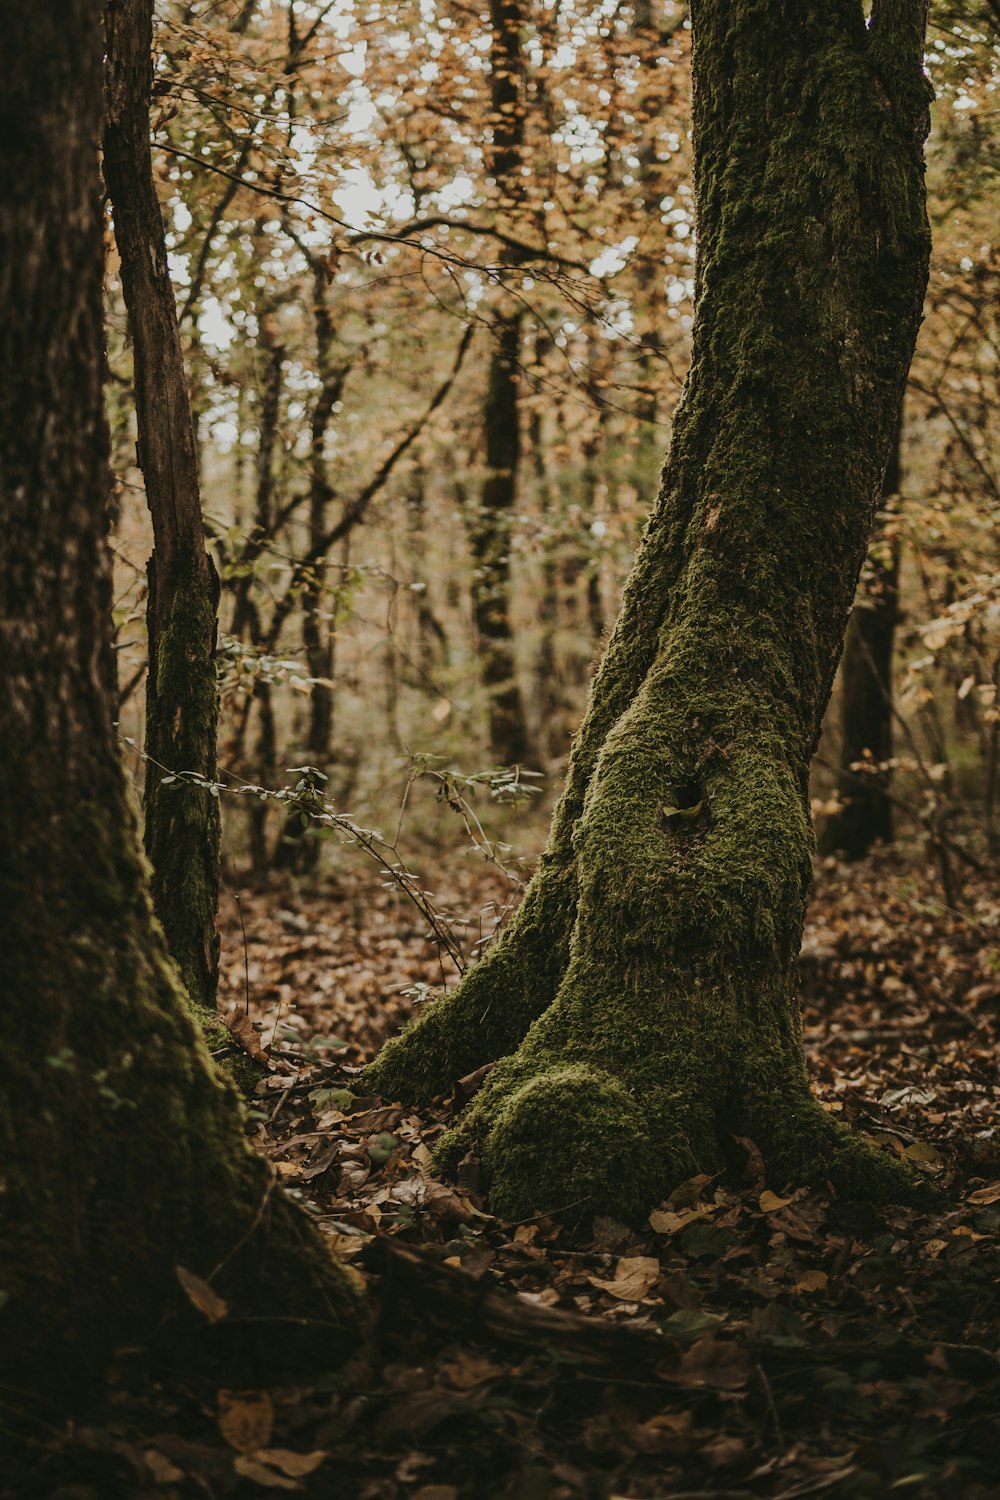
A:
[362,866,577,1103]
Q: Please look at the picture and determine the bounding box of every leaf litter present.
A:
[7,852,1000,1499]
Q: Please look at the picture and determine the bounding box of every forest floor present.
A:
[7,850,1000,1500]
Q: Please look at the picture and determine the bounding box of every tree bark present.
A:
[820,422,902,858]
[468,0,531,767]
[277,262,346,870]
[475,310,531,764]
[102,0,222,1015]
[365,0,932,1220]
[0,0,360,1387]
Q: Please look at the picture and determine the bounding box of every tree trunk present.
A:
[240,306,284,871]
[0,0,360,1388]
[277,262,345,870]
[474,310,531,764]
[468,0,531,767]
[365,0,932,1221]
[102,0,222,1015]
[820,422,902,858]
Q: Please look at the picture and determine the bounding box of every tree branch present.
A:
[264,323,474,651]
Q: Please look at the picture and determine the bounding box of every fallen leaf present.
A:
[666,1334,751,1390]
[590,1255,660,1302]
[904,1140,943,1167]
[176,1266,228,1324]
[144,1449,185,1484]
[759,1190,794,1213]
[649,1207,705,1236]
[794,1270,829,1294]
[968,1183,1000,1205]
[222,1006,269,1062]
[232,1454,299,1490]
[255,1449,327,1479]
[218,1390,274,1454]
[442,1351,506,1389]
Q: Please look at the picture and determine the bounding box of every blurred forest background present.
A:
[106,0,997,919]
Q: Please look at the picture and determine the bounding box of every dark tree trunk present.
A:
[475,310,531,764]
[366,0,932,1221]
[0,0,359,1388]
[102,0,222,1015]
[468,0,531,767]
[239,308,283,871]
[277,263,346,870]
[821,424,902,858]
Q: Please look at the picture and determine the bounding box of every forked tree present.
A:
[365,0,934,1220]
[0,0,358,1385]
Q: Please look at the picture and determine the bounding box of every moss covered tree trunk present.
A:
[821,423,902,858]
[103,0,222,1015]
[366,0,932,1220]
[0,0,360,1388]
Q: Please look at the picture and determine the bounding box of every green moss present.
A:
[2,779,362,1389]
[202,1014,266,1096]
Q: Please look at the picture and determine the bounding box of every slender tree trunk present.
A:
[102,0,222,1015]
[529,369,567,759]
[240,308,284,870]
[475,310,531,764]
[469,0,531,766]
[821,423,902,857]
[0,0,359,1387]
[277,264,345,870]
[366,0,932,1221]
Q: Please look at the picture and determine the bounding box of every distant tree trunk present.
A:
[475,311,531,764]
[102,0,221,1015]
[238,306,283,871]
[366,0,932,1221]
[469,0,531,767]
[821,423,902,858]
[529,348,567,758]
[0,0,359,1387]
[407,465,450,682]
[277,263,346,870]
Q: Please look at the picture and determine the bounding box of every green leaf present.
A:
[367,1133,400,1167]
[661,800,704,822]
[662,1307,724,1339]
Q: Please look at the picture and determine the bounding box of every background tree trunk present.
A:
[469,0,531,767]
[103,0,222,1015]
[821,422,903,858]
[0,0,359,1387]
[366,0,932,1221]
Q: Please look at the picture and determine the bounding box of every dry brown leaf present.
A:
[759,1190,794,1213]
[176,1265,228,1324]
[794,1270,829,1294]
[144,1449,185,1484]
[668,1335,752,1390]
[649,1207,705,1236]
[218,1389,274,1454]
[255,1449,328,1479]
[222,1006,269,1062]
[232,1454,299,1490]
[590,1254,660,1302]
[441,1351,506,1390]
[967,1183,1000,1205]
